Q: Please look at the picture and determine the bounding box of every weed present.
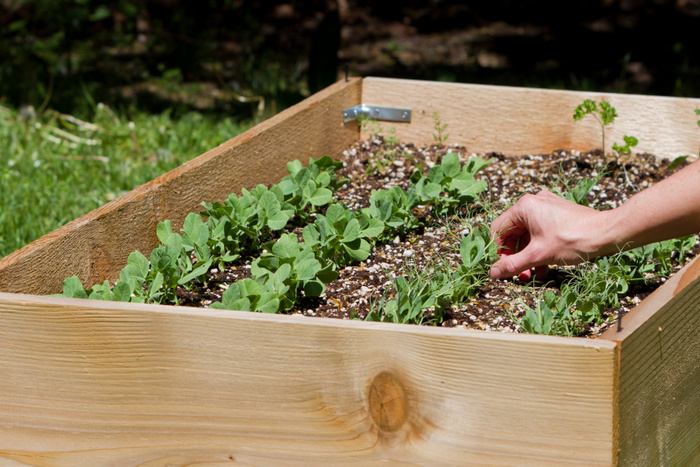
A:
[550,168,605,207]
[432,111,449,149]
[366,225,495,325]
[357,116,405,175]
[357,115,383,140]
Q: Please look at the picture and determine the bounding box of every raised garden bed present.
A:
[0,78,699,465]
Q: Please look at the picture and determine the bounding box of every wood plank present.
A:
[362,77,700,158]
[0,79,362,295]
[600,257,700,466]
[0,293,618,465]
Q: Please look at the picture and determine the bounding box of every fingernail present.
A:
[490,265,501,278]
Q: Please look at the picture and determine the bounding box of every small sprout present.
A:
[612,135,639,164]
[432,111,449,149]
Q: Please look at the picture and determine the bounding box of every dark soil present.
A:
[177,137,698,337]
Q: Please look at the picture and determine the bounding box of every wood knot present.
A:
[367,371,407,432]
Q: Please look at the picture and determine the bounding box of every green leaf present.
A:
[360,217,385,238]
[178,259,212,285]
[125,250,150,278]
[460,234,486,268]
[267,211,291,231]
[303,280,325,297]
[598,101,618,126]
[238,278,261,297]
[325,203,346,225]
[302,224,321,246]
[315,171,331,188]
[295,258,322,281]
[666,155,690,171]
[343,238,371,261]
[88,280,113,300]
[441,152,461,178]
[273,263,292,284]
[156,220,173,244]
[286,160,303,177]
[148,272,164,300]
[182,212,208,245]
[541,307,554,334]
[113,281,133,302]
[316,263,339,283]
[61,276,87,299]
[271,234,300,259]
[342,218,361,243]
[308,186,333,206]
[463,156,491,175]
[257,297,281,313]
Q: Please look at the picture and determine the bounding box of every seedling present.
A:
[432,111,449,149]
[612,135,639,165]
[356,116,406,174]
[413,152,490,216]
[551,169,605,206]
[573,99,618,155]
[303,203,384,266]
[210,277,281,313]
[365,186,423,238]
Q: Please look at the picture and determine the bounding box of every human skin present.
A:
[489,159,700,280]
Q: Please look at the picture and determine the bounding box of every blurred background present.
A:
[1,0,699,257]
[2,0,699,116]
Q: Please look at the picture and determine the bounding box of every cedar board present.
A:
[0,77,698,466]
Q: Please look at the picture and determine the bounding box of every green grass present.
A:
[0,103,252,258]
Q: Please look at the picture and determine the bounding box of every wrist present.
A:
[589,207,632,258]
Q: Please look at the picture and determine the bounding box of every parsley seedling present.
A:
[573,99,618,155]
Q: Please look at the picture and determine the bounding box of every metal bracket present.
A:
[343,104,412,124]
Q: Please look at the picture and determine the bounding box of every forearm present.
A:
[489,160,700,280]
[597,159,700,254]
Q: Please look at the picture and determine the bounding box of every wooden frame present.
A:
[0,77,698,465]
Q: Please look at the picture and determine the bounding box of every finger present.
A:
[516,265,549,282]
[518,268,533,282]
[496,236,520,255]
[535,189,558,199]
[490,251,537,280]
[490,209,526,243]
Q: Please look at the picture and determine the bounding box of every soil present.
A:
[176,137,698,337]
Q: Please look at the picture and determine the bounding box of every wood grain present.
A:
[600,258,700,466]
[362,77,700,158]
[0,293,618,466]
[0,79,362,295]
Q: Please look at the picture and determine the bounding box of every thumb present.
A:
[490,252,535,280]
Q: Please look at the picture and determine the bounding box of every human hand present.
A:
[489,190,608,280]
